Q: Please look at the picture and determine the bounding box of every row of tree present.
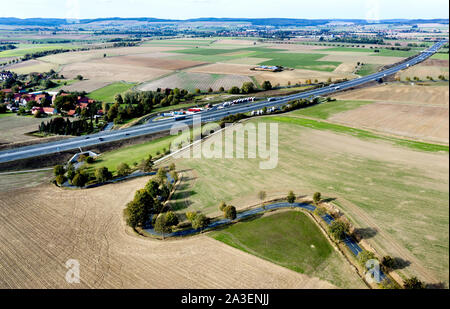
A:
[39,117,94,136]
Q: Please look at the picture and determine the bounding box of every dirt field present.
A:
[329,102,449,144]
[101,54,206,70]
[395,58,449,80]
[60,60,172,83]
[334,83,449,106]
[138,71,253,92]
[0,177,337,289]
[0,115,44,145]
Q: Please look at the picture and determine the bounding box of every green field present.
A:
[210,211,365,288]
[87,82,137,103]
[86,134,177,174]
[431,53,449,60]
[289,100,371,119]
[0,43,82,58]
[356,63,380,76]
[322,47,374,53]
[371,49,418,57]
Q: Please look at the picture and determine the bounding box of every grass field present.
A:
[0,43,82,58]
[169,115,449,284]
[87,82,137,103]
[289,100,372,119]
[431,53,449,60]
[210,211,365,288]
[0,114,46,144]
[85,134,177,174]
[252,52,341,71]
[356,63,380,76]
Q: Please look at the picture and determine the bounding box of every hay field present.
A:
[395,59,449,80]
[329,102,449,144]
[0,177,337,289]
[6,59,59,74]
[138,71,252,92]
[186,63,354,85]
[169,118,449,285]
[334,84,449,106]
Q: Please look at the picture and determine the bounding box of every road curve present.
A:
[0,40,447,164]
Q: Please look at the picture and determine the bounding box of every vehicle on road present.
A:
[268,97,277,102]
[99,137,104,141]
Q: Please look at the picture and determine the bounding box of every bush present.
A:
[287,191,296,203]
[165,211,179,226]
[262,80,272,91]
[313,192,321,205]
[403,277,425,289]
[224,205,237,220]
[357,250,377,267]
[53,165,65,176]
[125,200,148,229]
[95,167,112,183]
[218,201,227,212]
[192,213,209,230]
[86,156,95,164]
[228,86,240,94]
[55,175,67,186]
[117,162,131,177]
[314,206,327,217]
[186,211,197,222]
[71,172,88,187]
[154,214,172,236]
[328,220,349,241]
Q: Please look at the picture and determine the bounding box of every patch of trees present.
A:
[218,113,248,128]
[186,211,210,231]
[0,44,16,51]
[39,117,94,136]
[0,103,6,113]
[328,220,350,241]
[331,37,385,45]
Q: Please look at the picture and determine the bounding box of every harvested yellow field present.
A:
[334,84,449,106]
[329,102,449,144]
[0,178,336,289]
[395,59,449,80]
[60,60,172,83]
[102,54,206,70]
[320,53,404,65]
[7,60,59,74]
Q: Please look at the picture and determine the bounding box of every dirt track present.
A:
[0,177,336,289]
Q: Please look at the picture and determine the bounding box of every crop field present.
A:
[334,83,449,106]
[0,43,82,58]
[87,82,137,103]
[210,211,366,288]
[169,116,449,285]
[395,59,449,80]
[6,59,59,74]
[289,100,372,119]
[0,170,53,193]
[0,114,45,145]
[138,71,252,92]
[0,177,336,288]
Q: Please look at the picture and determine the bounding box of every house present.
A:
[67,110,77,117]
[31,106,58,115]
[0,72,13,81]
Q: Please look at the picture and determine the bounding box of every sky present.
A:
[0,0,448,20]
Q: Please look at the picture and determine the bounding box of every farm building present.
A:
[252,65,283,72]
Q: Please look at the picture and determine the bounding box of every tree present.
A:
[170,170,178,183]
[218,201,227,212]
[169,163,176,171]
[95,167,112,183]
[186,211,197,222]
[262,80,272,91]
[208,87,213,93]
[86,156,95,164]
[328,220,349,241]
[403,277,425,289]
[53,164,65,176]
[125,200,147,229]
[55,175,67,186]
[313,192,321,205]
[257,191,267,202]
[156,167,167,185]
[117,162,131,177]
[287,191,296,203]
[139,154,154,172]
[145,179,161,198]
[241,82,255,94]
[381,255,396,269]
[192,213,209,230]
[71,172,88,187]
[224,205,237,220]
[219,87,225,92]
[154,214,171,239]
[357,250,376,267]
[76,75,83,81]
[314,206,327,217]
[66,163,75,181]
[133,189,155,214]
[228,86,240,94]
[165,211,179,226]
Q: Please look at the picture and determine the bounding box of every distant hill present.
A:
[0,17,448,27]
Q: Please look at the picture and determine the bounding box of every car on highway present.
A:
[267,97,277,102]
[99,137,104,141]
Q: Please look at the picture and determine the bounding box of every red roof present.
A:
[67,110,76,116]
[1,89,12,93]
[79,103,88,109]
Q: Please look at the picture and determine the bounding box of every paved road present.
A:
[0,40,446,164]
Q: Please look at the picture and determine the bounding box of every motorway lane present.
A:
[0,40,447,164]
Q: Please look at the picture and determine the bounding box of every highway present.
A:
[0,40,447,164]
